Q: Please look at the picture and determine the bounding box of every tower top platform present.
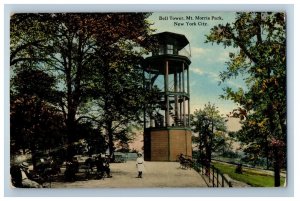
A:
[151,32,189,50]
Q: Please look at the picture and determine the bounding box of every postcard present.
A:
[9,11,287,189]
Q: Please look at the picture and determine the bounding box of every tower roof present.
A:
[152,32,189,50]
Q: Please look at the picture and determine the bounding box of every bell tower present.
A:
[143,32,192,161]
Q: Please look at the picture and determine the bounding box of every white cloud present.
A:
[190,67,204,75]
[190,46,231,65]
[206,71,219,80]
[191,47,207,57]
[191,47,227,62]
[190,66,219,82]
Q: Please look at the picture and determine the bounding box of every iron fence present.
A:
[192,162,232,187]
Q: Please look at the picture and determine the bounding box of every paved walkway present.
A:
[50,161,209,188]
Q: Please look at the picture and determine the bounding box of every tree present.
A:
[73,13,154,157]
[10,68,58,102]
[10,14,52,68]
[191,103,227,165]
[10,13,154,158]
[84,36,153,157]
[206,12,286,186]
[10,69,64,168]
[74,121,106,155]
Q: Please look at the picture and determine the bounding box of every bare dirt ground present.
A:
[50,161,209,188]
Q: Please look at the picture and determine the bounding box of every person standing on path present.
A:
[136,152,145,178]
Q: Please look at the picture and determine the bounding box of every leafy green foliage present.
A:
[206,12,286,186]
[11,68,57,102]
[10,13,154,159]
[191,102,228,164]
[10,69,63,154]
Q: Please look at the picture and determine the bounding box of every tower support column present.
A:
[187,66,190,126]
[174,69,178,124]
[179,70,182,122]
[165,61,169,127]
[182,63,186,126]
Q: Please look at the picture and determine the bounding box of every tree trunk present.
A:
[274,146,281,187]
[106,120,115,162]
[30,144,37,170]
[66,112,77,143]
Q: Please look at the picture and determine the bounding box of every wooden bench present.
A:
[178,155,193,169]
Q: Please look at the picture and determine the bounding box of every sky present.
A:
[147,12,246,116]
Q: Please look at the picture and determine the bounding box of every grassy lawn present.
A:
[212,161,285,187]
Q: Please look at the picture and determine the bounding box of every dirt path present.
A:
[50,161,208,188]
